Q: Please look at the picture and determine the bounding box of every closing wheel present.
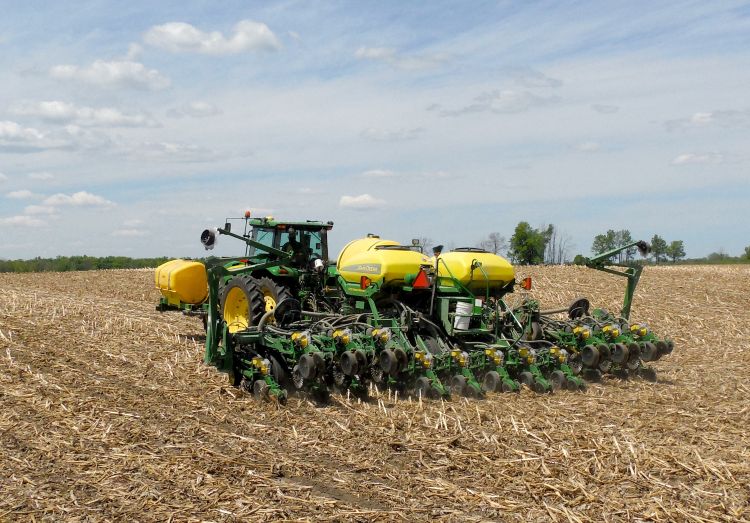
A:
[626,343,641,370]
[450,374,467,396]
[464,383,481,398]
[611,343,629,364]
[298,353,318,380]
[565,377,578,391]
[518,371,534,389]
[655,340,667,359]
[252,380,269,400]
[568,353,583,375]
[640,342,658,362]
[340,351,359,376]
[598,344,612,371]
[292,365,304,389]
[533,380,547,393]
[501,380,517,393]
[581,345,600,367]
[379,349,397,375]
[568,297,590,319]
[482,371,501,392]
[414,376,432,398]
[549,370,566,391]
[394,348,408,373]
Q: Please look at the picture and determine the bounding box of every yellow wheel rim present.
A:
[263,293,277,312]
[223,287,249,333]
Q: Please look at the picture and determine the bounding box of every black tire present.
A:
[626,343,641,370]
[549,370,566,391]
[640,342,658,362]
[568,297,590,319]
[220,275,292,333]
[379,349,397,375]
[518,371,534,389]
[450,374,467,395]
[568,353,583,375]
[414,376,432,398]
[611,343,629,364]
[340,351,359,376]
[482,371,501,393]
[581,345,600,367]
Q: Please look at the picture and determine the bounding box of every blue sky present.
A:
[1,1,748,259]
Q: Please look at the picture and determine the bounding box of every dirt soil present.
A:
[1,266,748,522]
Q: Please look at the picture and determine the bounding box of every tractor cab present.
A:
[244,217,332,269]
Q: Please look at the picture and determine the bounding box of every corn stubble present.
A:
[0,266,747,521]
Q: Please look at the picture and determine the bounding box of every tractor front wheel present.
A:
[220,275,292,333]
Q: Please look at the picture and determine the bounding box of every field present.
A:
[1,266,748,522]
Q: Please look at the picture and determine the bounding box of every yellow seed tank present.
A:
[434,251,515,292]
[337,238,430,287]
[154,259,208,306]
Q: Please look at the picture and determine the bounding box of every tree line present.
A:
[0,256,171,273]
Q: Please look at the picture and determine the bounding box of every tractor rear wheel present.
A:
[220,275,292,333]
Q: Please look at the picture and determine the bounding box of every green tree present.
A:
[509,222,548,265]
[665,240,686,263]
[744,245,750,260]
[650,234,668,264]
[591,229,617,256]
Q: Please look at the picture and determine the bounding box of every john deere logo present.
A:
[342,264,381,274]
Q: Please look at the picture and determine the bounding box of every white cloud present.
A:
[421,171,451,179]
[112,228,148,237]
[123,218,144,227]
[0,215,45,227]
[130,141,218,162]
[355,46,447,71]
[23,205,57,215]
[50,60,170,90]
[167,101,222,118]
[510,67,563,88]
[144,20,281,55]
[6,189,38,199]
[591,104,620,114]
[439,89,560,116]
[355,47,396,60]
[664,109,750,131]
[0,120,44,143]
[575,141,601,152]
[28,172,54,180]
[361,127,424,142]
[125,43,143,61]
[671,152,724,165]
[12,100,159,127]
[0,172,7,182]
[339,193,386,210]
[362,169,395,178]
[43,191,114,207]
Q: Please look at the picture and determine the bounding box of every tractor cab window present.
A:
[278,228,326,265]
[248,227,276,258]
